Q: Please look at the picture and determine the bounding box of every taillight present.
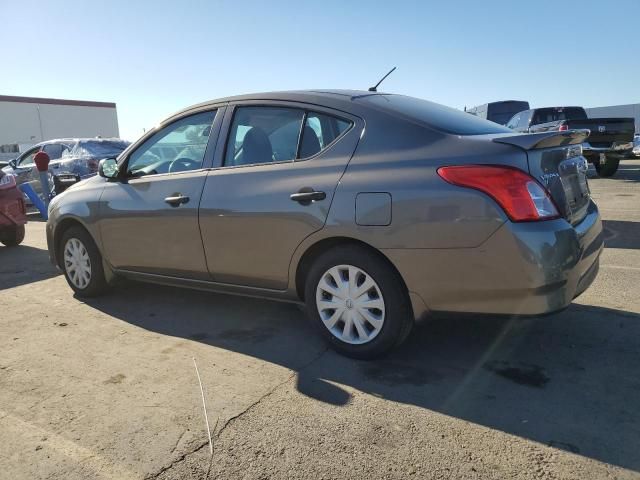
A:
[437,165,560,222]
[558,124,569,131]
[0,174,17,190]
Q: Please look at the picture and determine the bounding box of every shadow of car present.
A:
[82,280,640,472]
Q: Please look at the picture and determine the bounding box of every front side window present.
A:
[127,110,215,176]
[225,106,353,167]
[18,148,39,167]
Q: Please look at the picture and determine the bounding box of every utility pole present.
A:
[36,104,45,141]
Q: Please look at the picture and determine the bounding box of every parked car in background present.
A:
[0,171,27,247]
[506,106,635,177]
[633,133,640,157]
[1,138,130,201]
[59,138,131,180]
[465,100,530,125]
[2,139,71,201]
[47,90,602,358]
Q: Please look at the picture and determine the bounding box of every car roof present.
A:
[34,137,127,147]
[176,89,392,116]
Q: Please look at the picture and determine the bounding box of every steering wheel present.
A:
[168,157,199,173]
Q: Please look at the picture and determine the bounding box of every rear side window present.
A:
[364,95,512,135]
[225,107,352,166]
[299,113,351,158]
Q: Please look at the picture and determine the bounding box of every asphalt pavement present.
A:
[1,161,639,479]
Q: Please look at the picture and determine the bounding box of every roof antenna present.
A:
[368,67,396,92]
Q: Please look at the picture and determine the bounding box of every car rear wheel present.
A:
[0,225,25,247]
[594,155,620,177]
[304,246,413,359]
[60,226,109,297]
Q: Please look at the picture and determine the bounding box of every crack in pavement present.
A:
[143,439,210,480]
[145,346,330,479]
[169,429,188,455]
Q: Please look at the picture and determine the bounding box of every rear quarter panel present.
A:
[321,114,529,250]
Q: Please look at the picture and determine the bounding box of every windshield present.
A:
[364,94,512,135]
[64,140,130,159]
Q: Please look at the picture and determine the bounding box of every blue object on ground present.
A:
[19,183,48,220]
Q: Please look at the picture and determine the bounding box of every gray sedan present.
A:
[46,90,603,358]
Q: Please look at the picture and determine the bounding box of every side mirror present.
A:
[98,158,119,179]
[8,159,17,169]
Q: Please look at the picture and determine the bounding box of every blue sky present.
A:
[2,0,638,140]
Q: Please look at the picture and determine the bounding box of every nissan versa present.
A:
[46,90,603,358]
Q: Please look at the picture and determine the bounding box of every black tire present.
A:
[0,224,25,247]
[304,245,413,359]
[594,155,620,177]
[59,226,109,297]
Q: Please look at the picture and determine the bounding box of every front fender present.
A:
[47,177,107,267]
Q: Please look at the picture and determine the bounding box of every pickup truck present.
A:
[506,106,635,177]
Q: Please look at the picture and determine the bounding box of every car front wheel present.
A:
[304,246,413,359]
[60,226,109,297]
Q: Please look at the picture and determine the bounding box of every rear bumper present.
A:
[583,141,633,158]
[384,201,603,318]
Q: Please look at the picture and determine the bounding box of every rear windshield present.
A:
[364,95,512,135]
[533,108,587,124]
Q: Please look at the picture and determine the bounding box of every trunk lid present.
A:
[493,130,591,225]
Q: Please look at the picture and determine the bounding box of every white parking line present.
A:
[600,264,640,271]
[0,410,137,479]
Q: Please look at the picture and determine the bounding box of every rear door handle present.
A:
[164,194,190,207]
[290,188,326,205]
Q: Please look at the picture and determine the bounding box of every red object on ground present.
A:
[34,151,51,172]
[0,173,27,229]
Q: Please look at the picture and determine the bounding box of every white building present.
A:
[586,103,640,134]
[0,95,120,153]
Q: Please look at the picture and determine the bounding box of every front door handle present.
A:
[164,194,190,207]
[290,188,326,205]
